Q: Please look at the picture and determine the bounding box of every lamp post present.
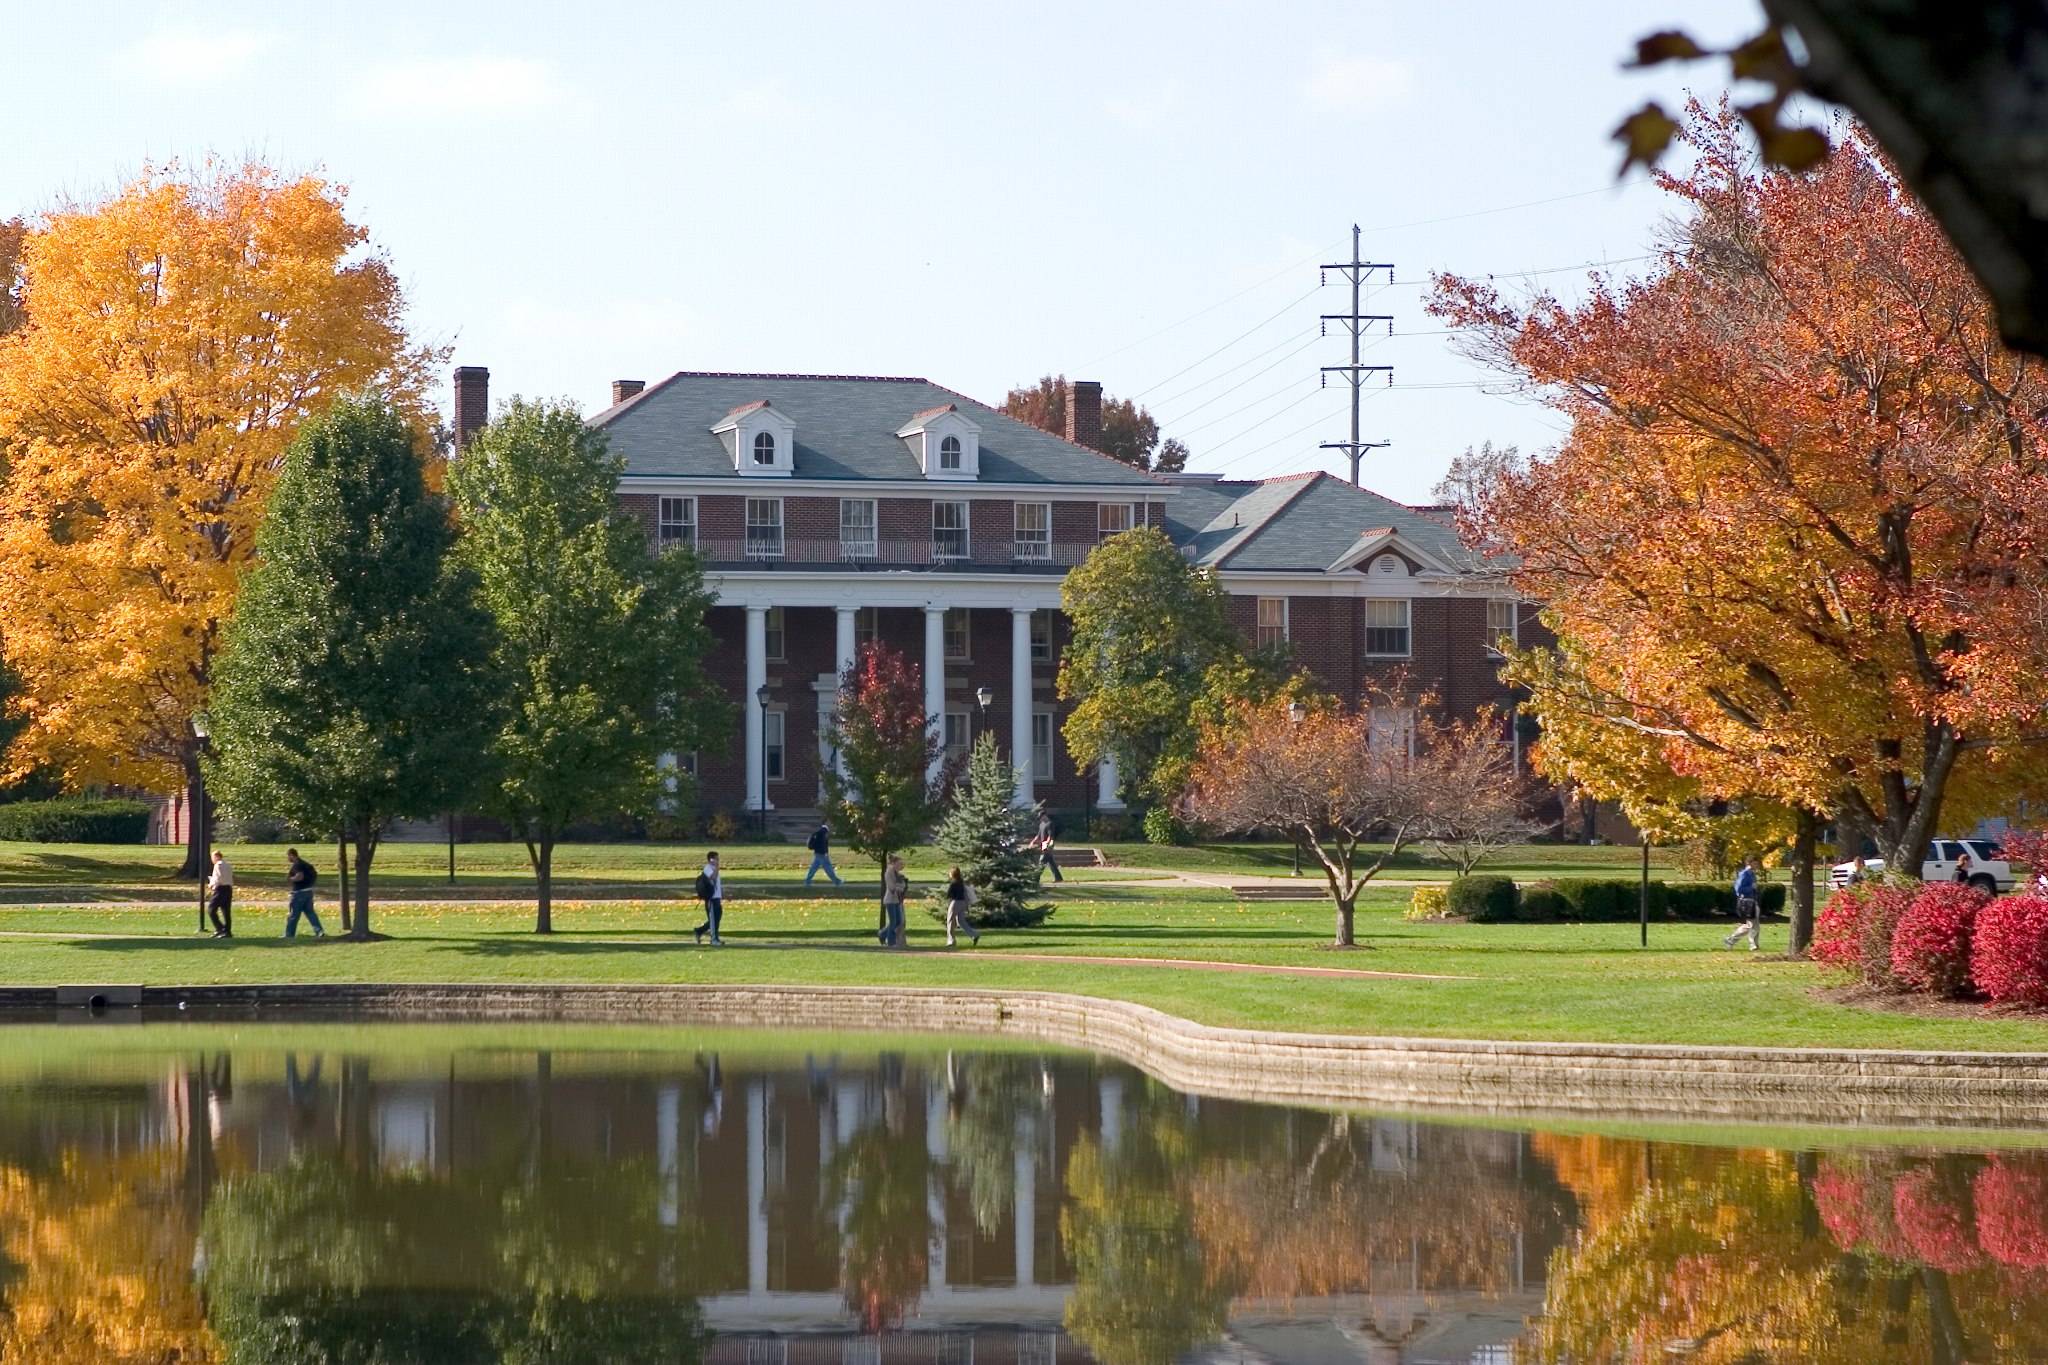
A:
[974,685,993,749]
[1288,701,1305,878]
[190,713,211,933]
[755,683,771,837]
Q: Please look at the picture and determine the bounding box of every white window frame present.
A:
[751,430,777,466]
[1488,598,1518,650]
[1097,502,1134,544]
[1030,609,1053,662]
[1364,598,1411,658]
[943,710,970,762]
[944,607,971,662]
[1014,502,1051,561]
[764,709,786,781]
[1032,710,1054,782]
[933,500,969,561]
[938,434,963,470]
[1257,597,1288,650]
[840,498,877,560]
[855,607,879,651]
[1369,706,1416,759]
[764,606,785,662]
[657,496,696,549]
[745,498,784,558]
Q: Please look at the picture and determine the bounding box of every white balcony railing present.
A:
[691,538,1094,569]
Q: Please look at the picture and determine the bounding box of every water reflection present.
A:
[0,1033,2043,1363]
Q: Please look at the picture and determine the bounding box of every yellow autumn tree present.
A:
[0,161,441,873]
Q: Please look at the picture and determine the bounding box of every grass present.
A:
[6,882,2048,1054]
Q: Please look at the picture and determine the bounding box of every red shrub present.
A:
[1972,891,2048,1008]
[1890,882,1989,997]
[1811,1157,1915,1260]
[1812,1162,1868,1251]
[1812,887,1868,969]
[1811,884,1915,988]
[1891,1165,1986,1271]
[1975,1156,2048,1268]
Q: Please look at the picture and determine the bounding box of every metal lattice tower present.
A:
[1320,224,1394,485]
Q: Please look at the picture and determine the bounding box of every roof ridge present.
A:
[667,370,929,383]
[1212,471,1327,568]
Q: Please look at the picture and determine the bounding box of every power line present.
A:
[1127,282,1322,399]
[1152,331,1329,423]
[1075,239,1346,370]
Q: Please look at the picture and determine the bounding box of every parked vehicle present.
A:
[1829,838,2015,894]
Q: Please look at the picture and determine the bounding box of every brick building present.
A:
[453,368,1532,829]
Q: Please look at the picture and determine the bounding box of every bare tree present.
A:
[1422,723,1544,874]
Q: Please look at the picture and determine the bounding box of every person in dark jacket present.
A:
[1722,857,1762,951]
[943,866,979,947]
[1036,810,1063,883]
[282,848,324,938]
[693,852,724,945]
[805,823,842,886]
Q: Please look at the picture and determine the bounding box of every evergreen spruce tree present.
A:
[206,394,501,939]
[933,734,1052,929]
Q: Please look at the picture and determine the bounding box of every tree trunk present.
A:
[336,836,353,935]
[177,766,210,879]
[349,827,376,940]
[1833,799,1868,864]
[1791,807,1818,957]
[1333,896,1355,948]
[535,836,554,935]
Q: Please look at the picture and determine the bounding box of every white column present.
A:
[1010,608,1035,808]
[747,1081,768,1294]
[1097,754,1124,810]
[923,604,946,787]
[745,606,769,812]
[1013,1112,1036,1287]
[835,606,858,683]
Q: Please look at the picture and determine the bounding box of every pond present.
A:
[0,1022,2044,1364]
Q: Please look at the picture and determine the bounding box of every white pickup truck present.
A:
[1829,838,2018,894]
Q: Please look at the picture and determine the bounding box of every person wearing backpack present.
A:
[1722,856,1762,951]
[943,866,979,947]
[1036,809,1064,884]
[692,851,724,946]
[804,823,842,887]
[282,848,325,939]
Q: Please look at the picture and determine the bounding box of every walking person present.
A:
[943,866,980,947]
[1036,809,1064,884]
[1722,856,1763,951]
[805,822,843,887]
[693,851,725,946]
[206,849,235,939]
[881,855,910,948]
[282,847,325,938]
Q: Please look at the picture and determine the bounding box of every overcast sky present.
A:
[9,1,1771,501]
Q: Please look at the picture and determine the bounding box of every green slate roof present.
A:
[596,372,1163,487]
[1165,471,1481,573]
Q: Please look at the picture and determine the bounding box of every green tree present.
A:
[1098,397,1159,470]
[820,642,945,920]
[206,394,500,940]
[933,734,1052,929]
[450,397,727,933]
[1059,526,1242,803]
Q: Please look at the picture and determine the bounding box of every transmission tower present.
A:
[1320,224,1394,485]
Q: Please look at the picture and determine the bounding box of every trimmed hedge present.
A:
[1517,882,1570,922]
[1555,878,1669,922]
[1447,874,1518,923]
[0,797,152,844]
[1668,883,1729,920]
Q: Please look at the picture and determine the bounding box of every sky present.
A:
[7,0,1772,502]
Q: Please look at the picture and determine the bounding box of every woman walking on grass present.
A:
[944,867,980,947]
[880,856,910,948]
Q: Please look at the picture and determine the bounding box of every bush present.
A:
[1668,883,1732,920]
[1141,807,1192,846]
[1972,891,2048,1008]
[0,797,152,844]
[1759,883,1787,915]
[1447,875,1518,923]
[1556,878,1668,922]
[1088,813,1134,841]
[706,809,740,841]
[1516,881,1569,921]
[1405,884,1450,922]
[1890,882,1989,998]
[1814,883,1917,988]
[1812,886,1870,969]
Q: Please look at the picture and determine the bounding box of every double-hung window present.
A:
[933,500,969,561]
[745,498,784,558]
[943,710,969,762]
[1257,598,1288,649]
[764,606,785,661]
[840,498,877,560]
[1097,502,1134,544]
[1032,712,1054,781]
[1488,598,1518,650]
[855,607,878,651]
[1364,599,1410,657]
[1014,502,1051,561]
[1030,609,1053,662]
[764,711,785,780]
[657,496,696,549]
[944,608,971,661]
[1369,706,1415,759]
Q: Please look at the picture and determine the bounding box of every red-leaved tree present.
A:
[820,642,946,921]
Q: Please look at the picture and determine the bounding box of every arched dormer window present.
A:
[753,431,777,466]
[939,434,962,470]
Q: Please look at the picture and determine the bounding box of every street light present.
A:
[190,713,211,932]
[974,685,993,749]
[755,684,771,837]
[1287,702,1305,877]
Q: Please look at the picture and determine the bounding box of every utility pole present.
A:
[1320,224,1394,485]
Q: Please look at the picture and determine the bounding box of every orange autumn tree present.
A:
[0,162,440,874]
[1432,105,2048,947]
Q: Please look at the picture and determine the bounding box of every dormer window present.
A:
[711,400,796,478]
[897,405,981,481]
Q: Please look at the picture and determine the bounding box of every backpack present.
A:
[299,861,318,888]
[694,871,713,900]
[807,828,824,854]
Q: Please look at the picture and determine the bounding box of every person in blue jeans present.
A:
[805,823,842,886]
[1723,856,1762,950]
[282,848,325,938]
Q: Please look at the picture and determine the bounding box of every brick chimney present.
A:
[453,366,489,451]
[611,379,646,406]
[1064,379,1103,451]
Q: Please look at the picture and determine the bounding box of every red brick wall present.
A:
[620,493,658,548]
[969,499,1014,561]
[878,497,930,543]
[785,495,840,545]
[700,494,745,542]
[1051,502,1096,555]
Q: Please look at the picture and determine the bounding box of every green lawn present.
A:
[4,883,2043,1054]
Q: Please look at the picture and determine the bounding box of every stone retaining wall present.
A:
[5,982,2047,1129]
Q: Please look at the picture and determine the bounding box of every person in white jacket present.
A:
[207,850,235,939]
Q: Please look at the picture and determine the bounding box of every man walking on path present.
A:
[1723,856,1762,951]
[805,823,842,886]
[206,849,235,939]
[880,855,910,948]
[1036,809,1064,884]
[282,848,324,938]
[693,851,724,945]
